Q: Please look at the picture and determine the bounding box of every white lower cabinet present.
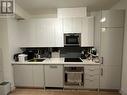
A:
[44,65,63,87]
[13,65,44,87]
[32,65,44,87]
[100,65,121,89]
[84,65,100,89]
[13,65,33,87]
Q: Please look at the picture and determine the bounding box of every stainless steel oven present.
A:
[64,65,84,88]
[64,33,81,47]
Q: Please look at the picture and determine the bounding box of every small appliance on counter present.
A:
[23,50,35,60]
[81,50,90,59]
[51,48,60,58]
[13,53,28,62]
[18,54,28,62]
[91,48,97,55]
[13,53,21,61]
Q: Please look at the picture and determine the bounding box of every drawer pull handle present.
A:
[50,65,57,68]
[101,57,104,64]
[101,68,103,76]
[86,69,98,71]
[85,79,94,81]
[89,75,94,77]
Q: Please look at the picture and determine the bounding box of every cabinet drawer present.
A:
[84,79,99,89]
[85,70,99,75]
[85,74,99,80]
[85,66,99,75]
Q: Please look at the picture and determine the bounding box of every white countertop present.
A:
[12,58,100,65]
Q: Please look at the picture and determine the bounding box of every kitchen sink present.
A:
[28,58,45,62]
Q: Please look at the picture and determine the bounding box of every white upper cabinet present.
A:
[81,16,94,47]
[18,18,63,47]
[17,7,95,47]
[62,17,83,33]
[62,16,94,47]
[36,19,57,47]
[18,20,36,47]
[101,10,125,28]
[57,7,87,18]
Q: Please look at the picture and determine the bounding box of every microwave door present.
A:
[64,33,81,47]
[65,36,80,46]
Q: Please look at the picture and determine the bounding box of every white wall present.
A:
[0,18,14,90]
[0,19,3,83]
[112,0,127,95]
[7,18,22,61]
[0,18,21,90]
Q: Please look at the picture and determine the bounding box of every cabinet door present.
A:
[72,18,83,33]
[101,10,125,28]
[55,18,64,47]
[13,65,33,87]
[62,17,83,33]
[62,18,73,33]
[100,66,121,89]
[18,20,36,47]
[57,7,87,18]
[82,17,94,47]
[36,18,62,47]
[36,19,56,47]
[45,65,63,87]
[101,28,123,66]
[32,65,44,87]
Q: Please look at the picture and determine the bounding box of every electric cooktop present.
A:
[64,58,83,62]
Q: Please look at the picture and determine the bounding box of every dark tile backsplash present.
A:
[20,47,92,59]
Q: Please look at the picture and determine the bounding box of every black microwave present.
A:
[64,33,81,47]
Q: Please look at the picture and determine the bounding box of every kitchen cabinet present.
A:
[100,66,121,89]
[57,7,87,18]
[44,65,63,87]
[18,15,94,47]
[100,28,123,66]
[32,65,44,87]
[81,16,94,47]
[62,16,94,47]
[101,10,125,28]
[93,10,124,90]
[18,20,37,47]
[18,18,64,47]
[36,19,57,47]
[13,65,44,87]
[100,28,123,89]
[62,17,83,33]
[13,65,33,87]
[84,65,100,89]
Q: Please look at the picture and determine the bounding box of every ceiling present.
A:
[15,0,120,15]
